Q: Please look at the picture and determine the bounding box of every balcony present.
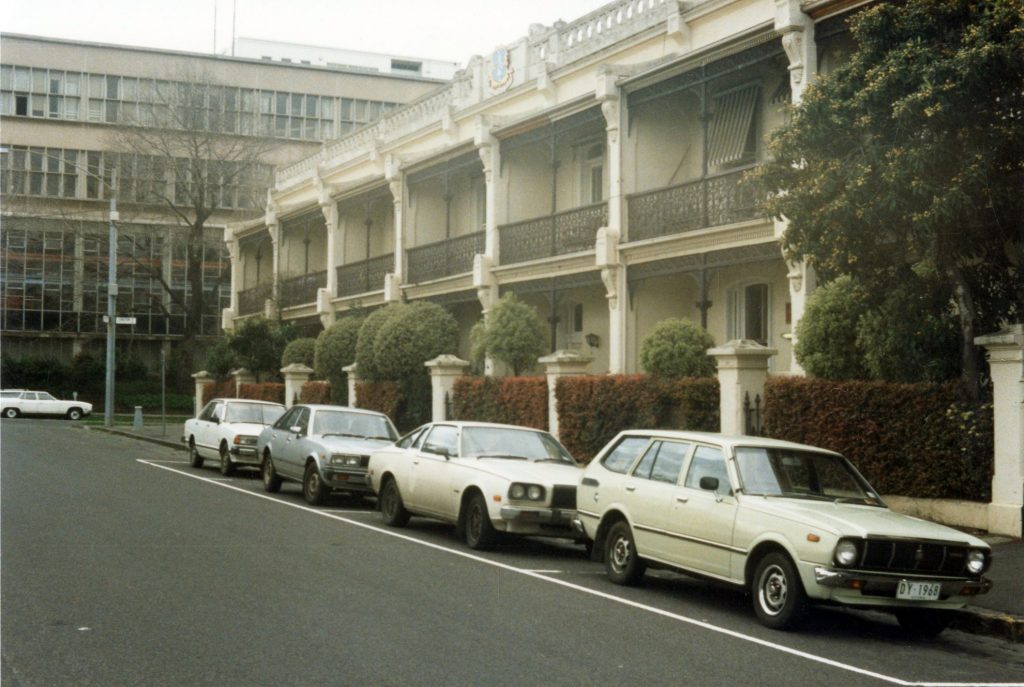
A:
[499,202,608,265]
[627,166,760,242]
[279,271,326,309]
[406,231,485,283]
[238,282,272,316]
[336,254,393,298]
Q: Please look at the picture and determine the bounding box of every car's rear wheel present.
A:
[188,438,203,468]
[380,478,410,527]
[303,462,327,506]
[752,552,808,630]
[219,442,234,476]
[261,453,282,493]
[3,408,19,419]
[895,608,953,637]
[605,520,645,585]
[66,408,83,421]
[463,492,496,550]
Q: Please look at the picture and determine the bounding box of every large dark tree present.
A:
[758,0,1024,398]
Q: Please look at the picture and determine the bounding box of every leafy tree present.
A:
[471,294,547,375]
[228,315,294,381]
[281,337,316,368]
[794,275,871,380]
[639,318,716,378]
[757,0,1024,398]
[314,316,364,403]
[204,338,237,379]
[354,304,410,381]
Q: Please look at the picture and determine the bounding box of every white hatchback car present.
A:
[577,430,992,635]
[368,421,583,549]
[1,389,93,420]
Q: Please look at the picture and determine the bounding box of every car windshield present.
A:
[461,426,575,464]
[312,410,396,440]
[225,403,286,425]
[734,447,882,505]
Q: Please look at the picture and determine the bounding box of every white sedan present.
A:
[368,421,583,549]
[183,398,286,475]
[577,430,993,635]
[1,389,93,420]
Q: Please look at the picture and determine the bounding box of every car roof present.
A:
[299,404,389,417]
[211,398,284,406]
[427,421,549,432]
[614,429,843,456]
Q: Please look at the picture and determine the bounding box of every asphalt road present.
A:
[2,419,1022,687]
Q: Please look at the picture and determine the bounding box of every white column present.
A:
[976,325,1024,538]
[425,355,471,422]
[343,363,360,408]
[223,230,241,332]
[192,370,213,417]
[232,367,256,397]
[539,350,593,440]
[708,340,777,435]
[386,156,405,301]
[598,75,627,374]
[476,122,502,263]
[319,199,339,329]
[281,363,314,409]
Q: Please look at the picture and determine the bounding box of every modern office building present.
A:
[224,0,860,375]
[0,33,446,366]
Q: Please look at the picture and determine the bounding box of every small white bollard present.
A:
[133,406,144,429]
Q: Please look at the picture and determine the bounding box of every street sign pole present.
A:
[104,195,119,428]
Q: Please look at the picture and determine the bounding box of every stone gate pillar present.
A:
[343,363,360,408]
[281,363,314,409]
[539,350,593,440]
[425,355,471,422]
[708,340,777,435]
[192,370,213,417]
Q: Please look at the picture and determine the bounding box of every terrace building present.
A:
[224,0,861,375]
[0,34,446,366]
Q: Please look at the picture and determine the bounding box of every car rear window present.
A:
[0,392,20,399]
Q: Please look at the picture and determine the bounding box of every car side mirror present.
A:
[290,425,303,435]
[424,443,450,458]
[699,476,720,492]
[213,417,220,424]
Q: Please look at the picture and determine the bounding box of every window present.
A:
[579,142,604,204]
[601,436,651,474]
[708,83,760,167]
[423,425,459,457]
[684,445,731,495]
[198,401,218,422]
[397,426,428,449]
[728,282,769,345]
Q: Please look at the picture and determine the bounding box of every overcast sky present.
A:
[3,0,613,66]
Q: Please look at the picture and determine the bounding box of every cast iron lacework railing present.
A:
[279,271,326,308]
[336,254,393,298]
[406,230,485,283]
[238,282,272,316]
[627,166,760,242]
[499,202,607,265]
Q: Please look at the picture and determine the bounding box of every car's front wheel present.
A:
[895,608,953,637]
[261,453,282,493]
[605,520,645,585]
[218,442,234,476]
[463,492,496,550]
[3,408,19,419]
[752,552,808,630]
[66,408,83,421]
[380,478,410,527]
[303,462,327,506]
[188,438,203,468]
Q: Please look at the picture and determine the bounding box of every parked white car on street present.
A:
[576,430,993,635]
[183,398,286,475]
[368,421,583,550]
[1,389,93,420]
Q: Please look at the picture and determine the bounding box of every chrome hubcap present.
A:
[611,535,631,572]
[759,565,788,615]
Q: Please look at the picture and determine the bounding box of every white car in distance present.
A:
[368,421,583,550]
[183,398,286,475]
[1,389,93,420]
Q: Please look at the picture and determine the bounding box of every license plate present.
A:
[896,580,942,601]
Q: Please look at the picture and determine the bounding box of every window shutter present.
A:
[708,84,759,167]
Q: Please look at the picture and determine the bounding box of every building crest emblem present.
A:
[488,47,514,92]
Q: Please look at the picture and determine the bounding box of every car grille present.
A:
[858,538,972,577]
[550,486,577,510]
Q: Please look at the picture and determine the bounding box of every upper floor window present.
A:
[709,83,760,168]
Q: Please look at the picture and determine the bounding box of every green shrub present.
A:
[281,337,316,369]
[355,304,409,381]
[204,338,237,379]
[69,353,105,394]
[1,356,71,395]
[451,376,548,430]
[229,316,294,381]
[119,393,194,412]
[315,316,364,404]
[795,275,871,379]
[471,294,547,375]
[639,318,716,378]
[116,355,149,381]
[373,301,459,381]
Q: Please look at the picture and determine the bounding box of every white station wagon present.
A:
[368,421,583,549]
[1,389,93,420]
[576,430,992,635]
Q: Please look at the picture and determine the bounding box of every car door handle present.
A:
[625,486,636,493]
[676,495,689,503]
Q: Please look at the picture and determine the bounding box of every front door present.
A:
[410,424,459,518]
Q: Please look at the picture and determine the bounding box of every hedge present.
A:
[764,377,993,501]
[301,381,332,404]
[356,381,403,426]
[237,383,285,404]
[203,379,236,402]
[450,376,548,430]
[556,375,719,463]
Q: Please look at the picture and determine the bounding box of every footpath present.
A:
[87,423,1024,643]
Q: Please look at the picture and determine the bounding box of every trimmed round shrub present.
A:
[355,304,410,381]
[315,316,364,403]
[281,337,316,368]
[472,294,546,375]
[374,301,459,381]
[639,318,716,378]
[795,275,871,380]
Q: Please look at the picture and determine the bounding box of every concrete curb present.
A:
[85,425,185,451]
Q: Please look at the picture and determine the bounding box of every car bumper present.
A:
[809,565,992,608]
[323,468,372,493]
[498,505,581,538]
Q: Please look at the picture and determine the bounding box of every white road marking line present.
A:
[137,459,1021,687]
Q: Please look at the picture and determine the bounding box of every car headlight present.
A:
[834,539,860,567]
[966,549,988,574]
[509,483,545,502]
[330,454,362,466]
[233,435,257,445]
